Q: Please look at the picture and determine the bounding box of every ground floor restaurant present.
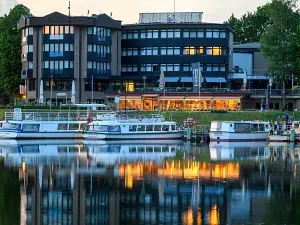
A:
[115,95,242,111]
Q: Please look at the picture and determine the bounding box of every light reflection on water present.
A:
[0,140,300,224]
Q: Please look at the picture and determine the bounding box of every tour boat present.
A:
[83,114,184,140]
[0,104,107,139]
[85,140,182,165]
[209,121,270,142]
[209,141,269,160]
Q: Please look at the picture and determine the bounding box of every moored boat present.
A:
[209,121,270,142]
[0,104,108,139]
[83,113,184,140]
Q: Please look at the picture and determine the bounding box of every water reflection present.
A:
[2,141,300,224]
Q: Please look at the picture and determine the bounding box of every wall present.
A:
[253,52,268,75]
[233,53,253,75]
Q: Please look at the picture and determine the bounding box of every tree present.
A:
[225,4,272,43]
[260,0,300,110]
[0,5,30,97]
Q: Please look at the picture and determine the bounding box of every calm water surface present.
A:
[1,140,300,225]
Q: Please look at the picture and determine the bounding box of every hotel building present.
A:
[19,12,247,110]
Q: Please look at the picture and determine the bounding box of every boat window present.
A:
[2,123,19,129]
[91,125,107,131]
[162,146,169,152]
[58,146,68,152]
[129,125,137,132]
[146,125,153,131]
[295,123,300,129]
[154,125,161,131]
[22,146,39,153]
[58,124,68,130]
[146,147,153,152]
[22,124,40,132]
[108,126,120,132]
[154,147,161,152]
[138,146,145,152]
[129,146,137,152]
[234,123,250,132]
[259,124,265,131]
[171,125,176,131]
[137,125,145,132]
[162,125,169,131]
[69,146,78,152]
[250,124,258,132]
[69,124,79,130]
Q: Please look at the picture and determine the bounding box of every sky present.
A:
[1,0,271,23]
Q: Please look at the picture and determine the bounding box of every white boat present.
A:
[209,121,270,142]
[83,114,184,140]
[84,140,182,166]
[0,104,108,139]
[209,142,269,161]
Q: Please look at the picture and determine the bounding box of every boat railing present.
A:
[4,111,115,122]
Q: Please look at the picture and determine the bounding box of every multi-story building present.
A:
[18,12,121,104]
[121,12,233,91]
[19,11,247,111]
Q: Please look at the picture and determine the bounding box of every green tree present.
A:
[225,4,272,43]
[0,4,30,97]
[260,0,300,110]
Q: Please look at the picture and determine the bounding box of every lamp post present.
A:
[142,76,147,91]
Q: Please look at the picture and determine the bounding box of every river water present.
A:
[0,140,299,225]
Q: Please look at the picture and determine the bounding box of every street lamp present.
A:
[142,76,147,91]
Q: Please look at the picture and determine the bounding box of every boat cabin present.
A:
[210,121,270,133]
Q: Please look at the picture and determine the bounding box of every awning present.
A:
[159,96,185,100]
[157,77,180,83]
[247,75,269,80]
[180,77,193,83]
[119,96,141,100]
[205,77,226,83]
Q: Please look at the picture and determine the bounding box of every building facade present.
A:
[19,12,248,111]
[18,12,122,104]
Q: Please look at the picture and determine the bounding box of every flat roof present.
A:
[138,12,203,24]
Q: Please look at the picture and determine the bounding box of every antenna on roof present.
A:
[173,0,176,20]
[88,10,90,16]
[68,1,71,17]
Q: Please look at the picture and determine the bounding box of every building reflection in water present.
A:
[2,140,300,225]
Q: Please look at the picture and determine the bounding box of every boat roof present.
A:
[62,103,107,108]
[212,121,268,123]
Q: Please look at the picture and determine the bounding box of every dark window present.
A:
[58,124,68,130]
[69,124,79,130]
[234,123,250,133]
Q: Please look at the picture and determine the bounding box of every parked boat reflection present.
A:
[209,142,270,161]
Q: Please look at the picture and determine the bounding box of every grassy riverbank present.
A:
[0,107,298,125]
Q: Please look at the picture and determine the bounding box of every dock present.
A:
[184,125,210,141]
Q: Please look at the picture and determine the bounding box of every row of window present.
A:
[43,60,74,69]
[87,27,111,37]
[22,27,33,37]
[43,79,72,91]
[87,44,111,54]
[122,29,227,39]
[121,64,226,72]
[44,43,74,52]
[22,45,33,54]
[122,46,227,56]
[87,61,111,71]
[43,26,74,35]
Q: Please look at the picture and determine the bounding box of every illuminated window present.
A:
[55,26,59,35]
[65,26,70,34]
[69,26,74,34]
[50,26,55,35]
[206,47,225,56]
[44,26,50,34]
[59,26,64,34]
[124,81,134,92]
[196,47,204,55]
[183,47,196,55]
